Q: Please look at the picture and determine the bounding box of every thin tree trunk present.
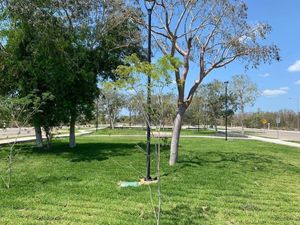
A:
[240,106,245,135]
[34,125,43,148]
[169,105,186,165]
[110,115,115,129]
[241,118,245,135]
[109,117,112,129]
[44,127,52,149]
[111,120,115,129]
[69,115,76,148]
[214,118,218,132]
[129,109,132,127]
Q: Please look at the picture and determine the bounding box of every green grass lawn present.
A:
[95,127,146,135]
[181,129,217,135]
[95,127,216,136]
[0,136,299,224]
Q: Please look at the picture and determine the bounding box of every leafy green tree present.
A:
[151,93,176,129]
[0,0,143,148]
[0,1,72,148]
[144,0,280,165]
[189,80,237,131]
[99,87,126,129]
[230,74,259,134]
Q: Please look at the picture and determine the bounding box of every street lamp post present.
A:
[224,81,229,141]
[289,97,299,131]
[145,0,155,181]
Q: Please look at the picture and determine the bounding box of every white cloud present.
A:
[279,86,289,91]
[288,60,300,72]
[260,73,270,77]
[295,80,300,85]
[262,87,288,97]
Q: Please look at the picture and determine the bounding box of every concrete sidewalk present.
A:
[248,135,300,148]
[89,134,300,148]
[88,134,248,140]
[1,130,300,149]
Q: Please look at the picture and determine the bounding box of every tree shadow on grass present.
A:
[144,149,299,178]
[162,203,216,225]
[179,152,275,165]
[178,151,300,173]
[20,141,147,163]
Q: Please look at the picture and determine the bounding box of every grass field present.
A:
[95,127,217,136]
[0,134,299,224]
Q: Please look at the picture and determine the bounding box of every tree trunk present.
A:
[214,118,218,132]
[109,116,115,129]
[44,127,52,149]
[111,121,115,129]
[129,109,132,127]
[241,106,245,135]
[169,105,186,165]
[69,115,76,148]
[34,125,43,148]
[241,118,245,135]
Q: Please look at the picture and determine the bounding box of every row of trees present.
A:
[186,75,259,134]
[233,110,300,130]
[96,88,176,129]
[99,74,259,132]
[100,71,298,133]
[0,0,143,148]
[0,0,280,166]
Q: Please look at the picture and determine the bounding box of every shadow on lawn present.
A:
[21,141,147,163]
[162,203,215,225]
[178,152,276,166]
[178,151,300,173]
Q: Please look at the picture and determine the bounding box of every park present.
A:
[0,0,300,224]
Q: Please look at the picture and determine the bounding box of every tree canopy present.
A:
[0,0,144,148]
[138,0,280,165]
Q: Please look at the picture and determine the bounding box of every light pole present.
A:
[145,0,155,181]
[224,81,229,141]
[289,97,299,130]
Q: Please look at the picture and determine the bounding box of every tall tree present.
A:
[100,87,126,129]
[192,80,236,131]
[186,86,209,130]
[0,0,143,148]
[0,0,72,148]
[53,0,144,147]
[141,0,280,165]
[230,74,259,135]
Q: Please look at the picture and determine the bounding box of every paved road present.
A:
[226,127,300,142]
[248,135,300,148]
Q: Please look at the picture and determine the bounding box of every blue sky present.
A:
[201,0,300,112]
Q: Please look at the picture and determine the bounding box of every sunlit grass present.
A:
[95,127,217,136]
[0,135,299,224]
